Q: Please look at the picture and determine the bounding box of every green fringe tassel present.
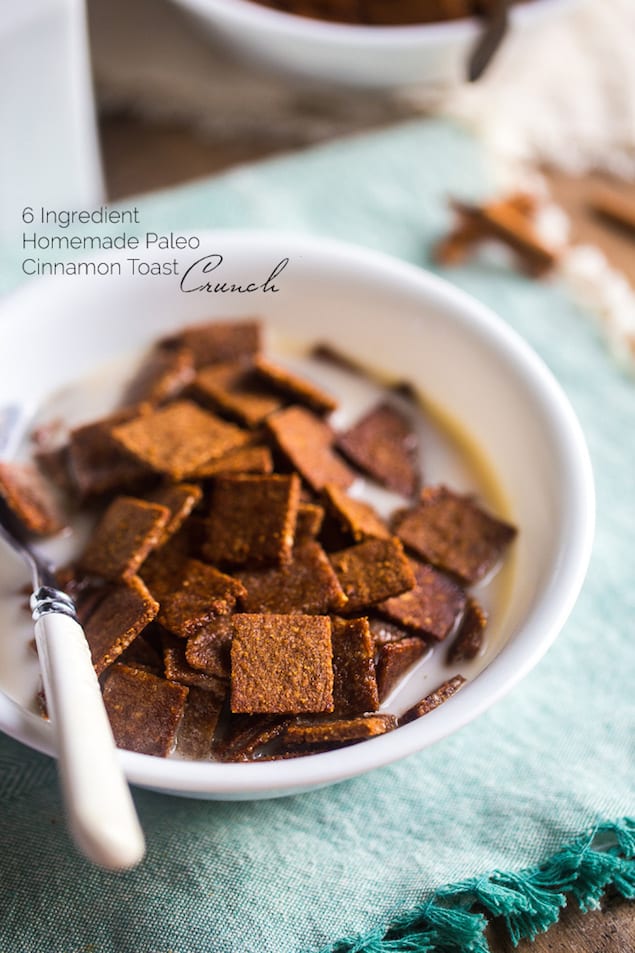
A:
[315,817,635,953]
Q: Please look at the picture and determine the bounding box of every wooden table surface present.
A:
[99,111,634,952]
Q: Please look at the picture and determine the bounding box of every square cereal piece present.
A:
[328,537,415,612]
[0,461,65,535]
[68,408,152,498]
[202,473,300,566]
[280,713,397,751]
[111,400,249,481]
[190,444,273,479]
[185,615,234,679]
[447,597,488,664]
[158,558,246,638]
[236,540,347,614]
[295,502,325,542]
[230,614,334,714]
[214,713,291,762]
[123,344,195,406]
[191,361,283,428]
[176,686,224,760]
[162,631,228,696]
[147,482,203,542]
[336,402,419,497]
[398,675,467,726]
[375,637,430,702]
[79,496,171,581]
[394,485,517,584]
[267,406,355,492]
[322,483,390,542]
[84,575,159,675]
[330,617,379,716]
[163,319,262,368]
[102,663,188,757]
[253,356,338,415]
[138,526,193,601]
[368,616,412,647]
[378,559,467,641]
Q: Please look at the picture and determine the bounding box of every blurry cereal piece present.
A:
[111,400,249,481]
[34,446,74,495]
[68,408,152,498]
[191,361,283,428]
[447,597,488,664]
[214,714,291,762]
[375,637,430,701]
[162,631,228,696]
[267,405,355,492]
[158,559,246,638]
[328,537,415,612]
[147,482,203,541]
[230,614,334,714]
[378,559,467,641]
[253,356,338,414]
[322,483,390,541]
[102,663,188,757]
[79,496,170,581]
[310,342,364,375]
[185,615,234,679]
[589,185,635,236]
[330,616,379,716]
[190,444,273,479]
[336,402,419,498]
[368,616,412,647]
[84,575,159,675]
[295,502,325,541]
[280,713,397,750]
[202,473,300,566]
[163,318,262,367]
[176,686,224,759]
[0,461,65,535]
[394,485,516,584]
[122,344,195,406]
[236,540,347,614]
[399,674,467,725]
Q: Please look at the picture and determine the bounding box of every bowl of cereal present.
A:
[0,232,594,799]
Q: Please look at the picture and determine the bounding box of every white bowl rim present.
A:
[0,231,595,797]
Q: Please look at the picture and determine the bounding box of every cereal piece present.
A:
[328,537,415,612]
[163,319,262,368]
[399,674,467,725]
[111,400,249,481]
[176,686,224,759]
[34,446,73,495]
[139,526,193,601]
[191,361,283,428]
[118,630,164,674]
[394,485,517,584]
[336,402,419,497]
[84,575,159,675]
[368,616,412,647]
[162,632,228,696]
[123,344,195,406]
[102,663,188,756]
[378,559,466,641]
[0,461,65,535]
[253,356,338,414]
[190,445,273,479]
[375,637,430,701]
[330,617,379,716]
[322,483,390,541]
[214,714,291,762]
[68,408,152,498]
[280,713,397,750]
[185,616,234,679]
[202,473,300,566]
[79,496,170,581]
[295,502,325,541]
[158,559,246,637]
[230,614,334,714]
[236,541,347,614]
[267,405,355,492]
[447,598,488,664]
[147,482,203,542]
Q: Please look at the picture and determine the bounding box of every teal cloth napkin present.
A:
[0,120,633,953]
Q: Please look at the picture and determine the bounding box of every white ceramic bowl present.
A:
[0,232,594,799]
[171,0,577,88]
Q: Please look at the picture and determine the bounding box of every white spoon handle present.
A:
[33,594,145,870]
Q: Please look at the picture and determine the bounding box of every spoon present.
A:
[467,0,510,82]
[0,494,146,870]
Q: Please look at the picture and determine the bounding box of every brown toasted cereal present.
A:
[68,408,152,498]
[330,616,379,716]
[84,575,159,675]
[185,615,234,679]
[447,597,488,664]
[176,686,224,760]
[0,461,65,535]
[147,482,203,542]
[79,496,171,581]
[368,616,412,647]
[322,483,390,542]
[376,637,430,701]
[191,361,283,428]
[253,355,338,414]
[138,526,193,601]
[162,631,228,695]
[280,713,397,750]
[158,559,246,637]
[214,714,292,762]
[399,674,467,725]
[336,402,419,497]
[394,485,516,584]
[236,540,347,614]
[202,473,300,566]
[267,405,355,492]
[163,318,262,368]
[118,630,164,675]
[111,400,249,481]
[34,446,73,495]
[328,537,415,612]
[190,444,273,479]
[230,614,334,714]
[102,663,188,756]
[123,344,195,406]
[378,559,467,641]
[295,502,325,541]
